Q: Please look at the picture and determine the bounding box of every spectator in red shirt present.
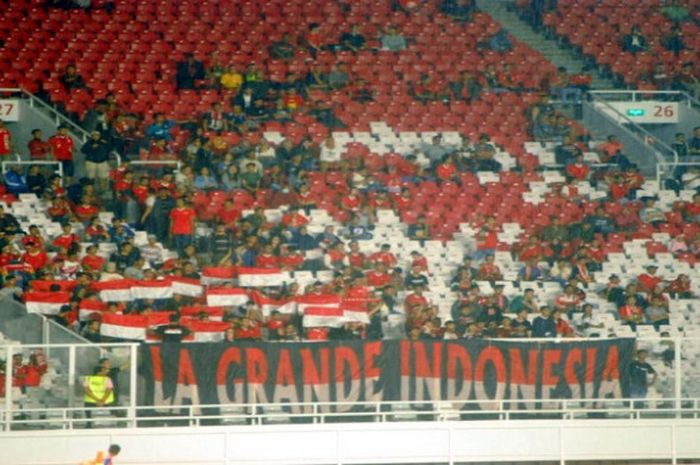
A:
[638,265,662,292]
[565,154,590,180]
[48,125,75,179]
[369,244,397,268]
[0,120,13,157]
[478,254,502,281]
[22,243,48,273]
[82,245,106,272]
[256,244,279,269]
[27,129,51,159]
[169,198,196,253]
[52,223,80,250]
[619,296,644,331]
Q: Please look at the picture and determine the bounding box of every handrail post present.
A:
[675,336,682,418]
[5,345,13,431]
[129,343,138,427]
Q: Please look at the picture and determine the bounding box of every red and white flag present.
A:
[78,299,109,321]
[180,305,225,321]
[130,279,173,300]
[295,294,342,314]
[100,313,171,340]
[249,291,294,316]
[24,291,71,315]
[182,319,230,342]
[170,277,203,297]
[237,267,287,287]
[302,306,345,328]
[201,266,237,285]
[206,287,249,307]
[91,279,134,302]
[341,300,371,324]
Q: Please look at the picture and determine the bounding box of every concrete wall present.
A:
[1,419,700,465]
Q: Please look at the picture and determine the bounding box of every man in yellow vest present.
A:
[83,365,115,428]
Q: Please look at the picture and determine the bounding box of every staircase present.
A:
[476,0,615,90]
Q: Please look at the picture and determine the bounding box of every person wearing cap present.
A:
[81,130,112,192]
[48,125,75,180]
[638,265,662,292]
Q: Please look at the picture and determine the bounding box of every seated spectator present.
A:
[441,0,474,22]
[532,306,556,337]
[639,199,666,226]
[661,0,690,24]
[380,26,407,52]
[554,135,583,165]
[622,26,648,53]
[176,53,205,90]
[3,165,28,195]
[59,64,85,91]
[327,64,350,90]
[663,27,685,55]
[666,273,693,298]
[487,28,513,53]
[619,296,644,331]
[449,71,480,101]
[645,296,670,330]
[565,154,590,180]
[339,25,366,52]
[478,254,502,281]
[220,66,243,91]
[577,304,605,337]
[268,34,296,60]
[553,310,575,337]
[193,167,218,191]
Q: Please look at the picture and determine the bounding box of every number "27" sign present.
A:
[0,100,19,122]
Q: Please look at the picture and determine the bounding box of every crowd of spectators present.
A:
[0,0,696,348]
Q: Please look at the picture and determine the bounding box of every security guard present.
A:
[83,365,115,428]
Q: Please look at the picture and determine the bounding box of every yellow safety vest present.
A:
[84,375,114,405]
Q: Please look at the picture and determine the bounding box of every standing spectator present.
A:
[689,127,700,157]
[81,131,112,192]
[176,53,205,90]
[27,129,51,159]
[48,125,75,180]
[0,120,13,157]
[169,197,196,254]
[629,349,657,407]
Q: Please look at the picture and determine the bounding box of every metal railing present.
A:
[128,160,182,171]
[2,397,700,431]
[1,160,64,186]
[588,90,700,108]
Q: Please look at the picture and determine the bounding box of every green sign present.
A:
[627,108,645,117]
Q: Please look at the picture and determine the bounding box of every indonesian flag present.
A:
[249,291,293,316]
[100,312,171,340]
[237,267,286,287]
[24,291,71,315]
[182,319,230,342]
[302,306,345,328]
[170,277,203,297]
[295,294,342,313]
[206,287,249,307]
[201,266,237,285]
[78,299,109,321]
[30,280,78,292]
[130,279,173,300]
[91,279,134,302]
[341,300,371,324]
[180,305,225,321]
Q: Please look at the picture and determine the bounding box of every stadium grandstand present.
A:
[1,0,700,464]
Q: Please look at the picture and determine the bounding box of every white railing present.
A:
[1,160,64,186]
[656,161,700,189]
[3,397,700,431]
[588,90,700,108]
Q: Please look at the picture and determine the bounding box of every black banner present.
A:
[142,339,635,413]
